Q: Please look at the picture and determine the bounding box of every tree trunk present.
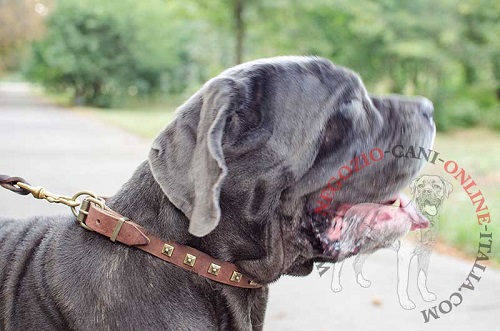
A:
[234,0,244,65]
[492,55,500,101]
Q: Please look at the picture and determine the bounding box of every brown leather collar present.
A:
[79,201,262,289]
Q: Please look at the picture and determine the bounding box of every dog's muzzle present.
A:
[304,194,429,262]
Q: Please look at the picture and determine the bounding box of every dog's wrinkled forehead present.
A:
[220,56,382,168]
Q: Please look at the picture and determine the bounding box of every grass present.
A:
[41,90,182,139]
[423,129,500,264]
[74,106,176,139]
[74,103,500,263]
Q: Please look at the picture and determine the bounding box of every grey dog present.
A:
[0,56,435,330]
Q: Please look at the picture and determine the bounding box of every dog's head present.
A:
[410,175,452,217]
[149,56,435,283]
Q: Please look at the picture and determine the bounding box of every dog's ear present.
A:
[409,176,420,196]
[149,78,243,237]
[441,177,453,198]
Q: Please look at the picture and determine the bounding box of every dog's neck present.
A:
[105,161,267,330]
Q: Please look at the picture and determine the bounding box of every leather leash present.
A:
[0,175,262,289]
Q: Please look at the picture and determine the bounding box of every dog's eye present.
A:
[433,184,441,190]
[418,184,424,189]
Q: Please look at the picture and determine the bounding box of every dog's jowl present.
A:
[0,56,435,330]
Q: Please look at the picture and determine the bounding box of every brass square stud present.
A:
[183,253,196,267]
[207,263,221,276]
[230,271,242,283]
[161,244,174,257]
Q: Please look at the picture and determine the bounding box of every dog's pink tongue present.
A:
[398,194,429,230]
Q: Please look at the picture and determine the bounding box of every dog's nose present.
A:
[419,98,434,124]
[423,188,432,195]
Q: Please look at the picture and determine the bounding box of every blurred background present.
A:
[0,1,499,327]
[1,0,499,263]
[2,0,499,127]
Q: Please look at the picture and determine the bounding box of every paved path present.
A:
[1,84,498,330]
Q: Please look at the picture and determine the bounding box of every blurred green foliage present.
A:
[25,0,191,107]
[21,0,500,129]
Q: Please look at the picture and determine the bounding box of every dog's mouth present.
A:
[302,194,429,263]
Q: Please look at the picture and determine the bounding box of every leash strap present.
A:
[0,175,31,195]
